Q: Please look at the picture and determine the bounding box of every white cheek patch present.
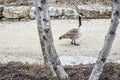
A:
[79,15,82,17]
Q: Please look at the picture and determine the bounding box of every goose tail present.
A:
[59,35,66,40]
[59,35,64,40]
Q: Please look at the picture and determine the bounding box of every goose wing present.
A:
[65,28,78,36]
[59,28,79,39]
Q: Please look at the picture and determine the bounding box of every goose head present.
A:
[79,13,84,17]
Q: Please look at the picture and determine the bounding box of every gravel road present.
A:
[0,19,120,64]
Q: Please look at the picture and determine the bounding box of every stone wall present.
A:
[0,0,34,6]
[0,2,112,21]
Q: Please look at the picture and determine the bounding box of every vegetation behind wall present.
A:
[0,0,111,6]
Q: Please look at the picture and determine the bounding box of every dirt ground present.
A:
[0,19,120,64]
[0,62,120,80]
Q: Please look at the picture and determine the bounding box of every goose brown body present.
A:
[59,13,83,46]
[59,28,80,40]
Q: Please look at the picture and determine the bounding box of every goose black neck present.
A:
[79,16,81,27]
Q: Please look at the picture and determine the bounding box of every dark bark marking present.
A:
[44,28,49,33]
[55,0,58,3]
[54,66,57,70]
[43,36,47,40]
[111,19,113,22]
[114,11,119,16]
[116,11,119,16]
[43,19,49,22]
[114,0,118,2]
[101,58,106,62]
[38,7,43,11]
[41,0,46,4]
[109,31,115,35]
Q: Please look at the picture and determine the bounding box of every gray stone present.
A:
[3,6,30,19]
[49,7,58,16]
[64,8,76,16]
[49,7,77,19]
[29,7,35,19]
[4,0,34,6]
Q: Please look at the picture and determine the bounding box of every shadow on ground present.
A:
[0,62,120,80]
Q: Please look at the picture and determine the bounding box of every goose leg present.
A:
[73,40,80,46]
[71,40,74,45]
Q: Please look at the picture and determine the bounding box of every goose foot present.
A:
[74,43,80,46]
[71,41,74,45]
[72,40,80,46]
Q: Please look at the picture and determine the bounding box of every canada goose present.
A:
[59,13,83,46]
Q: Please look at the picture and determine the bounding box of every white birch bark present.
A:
[35,0,68,80]
[89,0,120,80]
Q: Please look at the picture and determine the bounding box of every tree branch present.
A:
[89,0,120,80]
[35,0,68,80]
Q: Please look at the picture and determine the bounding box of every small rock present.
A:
[49,7,57,16]
[29,7,35,19]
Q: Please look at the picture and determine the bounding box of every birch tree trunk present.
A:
[35,0,68,80]
[89,0,120,80]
